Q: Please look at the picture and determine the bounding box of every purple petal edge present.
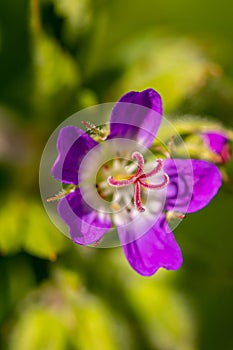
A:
[201,131,230,163]
[118,89,163,114]
[108,89,163,148]
[164,159,222,214]
[201,131,228,154]
[58,189,112,245]
[52,126,98,184]
[119,214,182,276]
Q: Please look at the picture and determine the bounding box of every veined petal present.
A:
[164,159,222,214]
[119,214,182,276]
[58,189,112,245]
[52,126,98,184]
[108,89,162,147]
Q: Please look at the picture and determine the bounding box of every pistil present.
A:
[107,152,169,212]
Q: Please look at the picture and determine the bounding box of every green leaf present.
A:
[0,195,24,254]
[0,196,69,259]
[32,32,80,121]
[9,268,125,350]
[23,200,69,260]
[9,308,69,350]
[123,272,196,350]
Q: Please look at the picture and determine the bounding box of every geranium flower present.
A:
[201,131,231,164]
[51,89,222,276]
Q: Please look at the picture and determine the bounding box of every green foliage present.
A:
[32,32,80,119]
[9,268,128,350]
[124,275,196,350]
[0,196,68,259]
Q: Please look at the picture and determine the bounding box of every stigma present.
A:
[107,152,169,212]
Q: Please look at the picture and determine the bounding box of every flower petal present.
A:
[58,188,112,245]
[201,131,230,163]
[164,159,222,213]
[52,126,98,184]
[108,89,162,147]
[118,214,182,276]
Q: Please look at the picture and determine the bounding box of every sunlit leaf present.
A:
[0,196,68,259]
[23,200,69,260]
[0,196,24,254]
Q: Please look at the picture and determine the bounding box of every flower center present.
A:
[107,152,169,212]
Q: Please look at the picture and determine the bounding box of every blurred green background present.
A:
[0,0,233,349]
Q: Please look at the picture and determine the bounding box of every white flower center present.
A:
[78,138,167,236]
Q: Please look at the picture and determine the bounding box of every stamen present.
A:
[167,134,175,154]
[134,181,145,212]
[166,211,186,221]
[93,239,100,247]
[173,212,186,219]
[46,191,68,202]
[140,159,163,179]
[81,120,106,140]
[139,173,169,190]
[47,186,77,202]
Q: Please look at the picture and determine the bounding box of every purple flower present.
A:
[51,89,222,276]
[201,131,231,164]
